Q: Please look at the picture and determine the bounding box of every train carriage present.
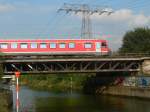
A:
[0,39,110,55]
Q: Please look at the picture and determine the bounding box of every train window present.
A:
[40,43,47,48]
[59,43,66,48]
[11,43,18,49]
[21,43,28,49]
[69,42,75,48]
[96,42,101,49]
[0,43,8,49]
[101,42,107,48]
[84,43,92,48]
[31,43,38,48]
[50,43,56,48]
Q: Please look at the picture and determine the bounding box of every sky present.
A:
[0,0,150,51]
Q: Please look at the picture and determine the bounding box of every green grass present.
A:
[0,90,12,112]
[20,73,92,92]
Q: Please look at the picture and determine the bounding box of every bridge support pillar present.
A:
[142,59,150,75]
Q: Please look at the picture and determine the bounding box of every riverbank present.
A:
[20,74,150,99]
[20,74,89,92]
[0,89,12,112]
[97,86,150,99]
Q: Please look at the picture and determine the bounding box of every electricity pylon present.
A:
[58,3,113,39]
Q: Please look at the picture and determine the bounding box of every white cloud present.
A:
[0,4,16,13]
[91,9,150,27]
[92,9,132,21]
[88,9,150,51]
[129,14,150,27]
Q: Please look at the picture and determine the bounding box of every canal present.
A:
[10,85,150,112]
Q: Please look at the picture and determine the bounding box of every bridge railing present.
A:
[0,52,150,61]
[110,53,150,58]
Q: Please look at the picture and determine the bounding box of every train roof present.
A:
[0,39,107,42]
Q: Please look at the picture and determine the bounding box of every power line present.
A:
[37,13,59,38]
[86,0,150,11]
[58,3,113,39]
[116,0,150,10]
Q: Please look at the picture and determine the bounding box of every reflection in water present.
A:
[35,95,150,112]
[12,86,150,112]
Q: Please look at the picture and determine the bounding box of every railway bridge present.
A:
[0,55,150,75]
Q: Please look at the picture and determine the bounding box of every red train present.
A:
[0,39,110,55]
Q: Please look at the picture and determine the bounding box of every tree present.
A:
[119,27,150,53]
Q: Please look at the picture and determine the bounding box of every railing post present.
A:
[15,71,21,112]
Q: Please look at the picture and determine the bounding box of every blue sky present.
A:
[0,0,150,51]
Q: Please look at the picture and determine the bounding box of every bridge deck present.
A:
[1,55,149,61]
[0,56,145,74]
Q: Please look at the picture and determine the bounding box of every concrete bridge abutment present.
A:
[142,58,150,75]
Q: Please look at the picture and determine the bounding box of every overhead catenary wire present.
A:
[1,0,150,38]
[58,3,113,39]
[46,0,150,39]
[36,13,59,38]
[88,0,150,11]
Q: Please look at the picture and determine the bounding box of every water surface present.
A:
[12,86,150,112]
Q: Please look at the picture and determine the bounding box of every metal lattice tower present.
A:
[58,3,113,39]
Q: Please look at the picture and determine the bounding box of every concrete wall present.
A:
[142,60,150,75]
[102,86,150,98]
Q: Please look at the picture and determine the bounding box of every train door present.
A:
[95,42,101,52]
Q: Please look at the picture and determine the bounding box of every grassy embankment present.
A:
[0,89,12,112]
[20,74,93,92]
[0,57,11,112]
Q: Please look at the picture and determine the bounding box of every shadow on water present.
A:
[83,72,130,94]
